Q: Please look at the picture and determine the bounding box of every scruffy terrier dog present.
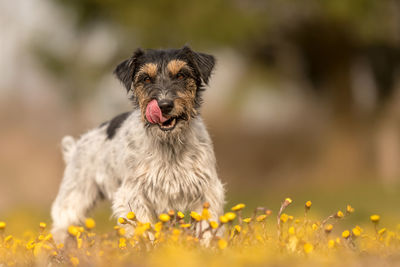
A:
[51,46,225,242]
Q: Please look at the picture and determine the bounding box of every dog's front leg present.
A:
[51,165,102,243]
[195,182,225,245]
[112,182,155,237]
[191,204,221,247]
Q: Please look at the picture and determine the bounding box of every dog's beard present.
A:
[145,116,190,144]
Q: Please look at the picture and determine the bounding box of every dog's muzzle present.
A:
[145,99,178,131]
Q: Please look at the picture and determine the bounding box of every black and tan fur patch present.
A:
[113,46,215,125]
[134,63,158,83]
[167,60,187,76]
[105,112,131,139]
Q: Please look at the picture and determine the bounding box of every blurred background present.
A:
[1,0,400,229]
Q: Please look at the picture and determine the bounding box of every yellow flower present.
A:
[44,234,53,241]
[231,203,246,211]
[170,229,180,241]
[4,235,13,242]
[142,223,151,230]
[209,221,219,229]
[378,228,387,235]
[311,223,318,231]
[118,227,126,236]
[33,242,44,257]
[126,212,136,220]
[335,211,344,218]
[288,226,295,235]
[370,214,380,223]
[218,239,228,250]
[303,243,314,254]
[190,211,202,221]
[172,229,181,235]
[168,210,175,217]
[177,211,185,219]
[85,218,96,229]
[202,208,211,220]
[26,240,35,250]
[76,237,83,249]
[346,205,355,213]
[119,237,127,249]
[352,227,361,237]
[342,230,350,239]
[305,201,312,209]
[135,224,150,236]
[39,222,47,229]
[256,235,263,242]
[328,239,336,248]
[180,224,191,228]
[224,212,236,221]
[159,213,171,222]
[234,225,242,233]
[0,221,6,229]
[325,224,333,233]
[118,217,127,224]
[285,198,293,204]
[280,213,288,223]
[154,222,163,232]
[219,215,228,224]
[70,256,79,266]
[256,215,267,222]
[68,226,79,237]
[243,218,252,223]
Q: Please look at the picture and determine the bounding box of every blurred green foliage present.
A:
[35,0,399,107]
[54,0,264,49]
[54,0,396,48]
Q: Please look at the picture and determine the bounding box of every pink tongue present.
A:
[145,100,168,124]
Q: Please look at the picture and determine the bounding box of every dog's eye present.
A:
[143,76,151,83]
[176,73,185,80]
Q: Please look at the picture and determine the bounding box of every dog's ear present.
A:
[181,46,215,85]
[114,48,144,91]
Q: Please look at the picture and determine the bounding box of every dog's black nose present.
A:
[158,99,174,115]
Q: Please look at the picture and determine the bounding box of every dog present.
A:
[51,46,225,242]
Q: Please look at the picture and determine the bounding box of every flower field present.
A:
[1,198,400,266]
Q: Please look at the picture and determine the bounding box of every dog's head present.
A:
[114,46,215,136]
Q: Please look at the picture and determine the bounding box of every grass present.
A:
[1,185,400,266]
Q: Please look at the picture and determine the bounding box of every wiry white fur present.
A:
[51,109,225,242]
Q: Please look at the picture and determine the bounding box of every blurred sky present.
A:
[1,0,400,216]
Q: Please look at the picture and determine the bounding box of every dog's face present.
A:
[114,46,215,137]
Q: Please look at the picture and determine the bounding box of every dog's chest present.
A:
[133,150,209,211]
